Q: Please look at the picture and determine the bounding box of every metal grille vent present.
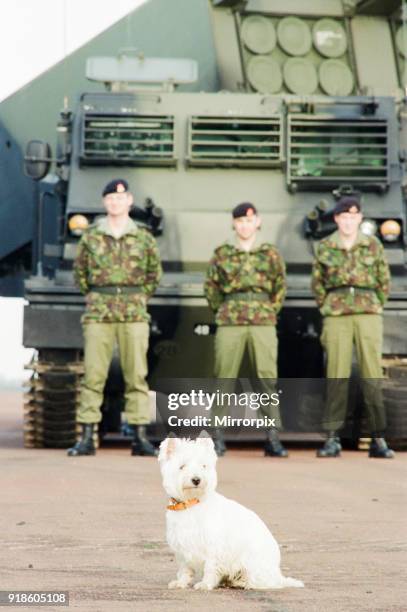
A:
[287,116,389,191]
[80,114,175,166]
[188,116,281,167]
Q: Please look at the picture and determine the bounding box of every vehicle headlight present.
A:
[360,219,377,237]
[68,214,89,236]
[380,219,401,242]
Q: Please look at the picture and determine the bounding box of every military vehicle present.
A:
[21,0,407,449]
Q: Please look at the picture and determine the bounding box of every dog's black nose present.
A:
[192,477,201,486]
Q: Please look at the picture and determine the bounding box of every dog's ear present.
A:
[196,431,215,451]
[158,435,179,462]
[197,429,211,439]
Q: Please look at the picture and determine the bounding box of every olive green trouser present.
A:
[78,322,150,425]
[213,325,281,427]
[320,314,386,434]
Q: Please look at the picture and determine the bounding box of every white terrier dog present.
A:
[158,436,304,591]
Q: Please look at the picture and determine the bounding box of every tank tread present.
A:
[382,360,407,446]
[23,355,89,449]
[353,358,407,450]
[382,357,407,379]
[357,437,371,451]
[25,361,84,375]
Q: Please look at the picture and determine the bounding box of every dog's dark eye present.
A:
[202,465,206,469]
[179,464,185,470]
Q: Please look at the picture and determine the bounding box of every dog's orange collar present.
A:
[167,497,200,512]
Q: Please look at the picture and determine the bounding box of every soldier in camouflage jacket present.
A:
[311,195,394,459]
[204,203,287,458]
[74,216,161,323]
[68,179,162,458]
[311,229,390,316]
[205,242,286,326]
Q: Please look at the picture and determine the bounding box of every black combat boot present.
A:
[316,432,341,457]
[369,437,395,459]
[264,429,288,457]
[131,425,158,456]
[67,424,96,456]
[212,428,226,457]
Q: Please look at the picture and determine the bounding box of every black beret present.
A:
[102,179,129,197]
[232,202,258,219]
[333,195,361,216]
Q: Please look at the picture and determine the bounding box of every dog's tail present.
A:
[280,576,304,588]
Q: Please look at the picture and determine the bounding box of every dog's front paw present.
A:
[168,579,189,589]
[193,581,213,591]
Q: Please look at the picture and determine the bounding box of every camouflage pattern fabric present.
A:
[311,230,390,316]
[74,218,162,323]
[204,241,286,325]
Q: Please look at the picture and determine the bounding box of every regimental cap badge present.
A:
[102,178,129,197]
[232,202,258,219]
[332,195,362,216]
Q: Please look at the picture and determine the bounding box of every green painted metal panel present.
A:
[0,0,218,151]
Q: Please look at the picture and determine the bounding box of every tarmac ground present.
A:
[1,392,406,612]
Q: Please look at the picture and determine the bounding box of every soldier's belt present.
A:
[89,286,144,295]
[327,286,376,296]
[225,292,270,302]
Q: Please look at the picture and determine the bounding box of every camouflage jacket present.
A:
[74,217,162,323]
[204,240,286,326]
[311,230,390,316]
